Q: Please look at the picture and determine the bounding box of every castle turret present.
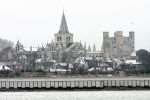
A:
[129,31,135,51]
[102,32,111,57]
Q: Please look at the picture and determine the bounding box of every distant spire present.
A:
[88,45,91,52]
[59,11,69,33]
[84,42,87,50]
[79,40,83,48]
[93,44,96,52]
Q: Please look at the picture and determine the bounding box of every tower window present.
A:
[61,44,63,47]
[57,37,62,41]
[66,37,70,41]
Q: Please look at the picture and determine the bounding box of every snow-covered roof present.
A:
[57,63,67,66]
[85,57,102,60]
[35,59,42,63]
[85,57,93,60]
[50,60,56,63]
[87,51,102,54]
[105,58,112,62]
[24,47,38,51]
[125,60,141,64]
[0,65,11,71]
[56,69,67,72]
[131,51,136,57]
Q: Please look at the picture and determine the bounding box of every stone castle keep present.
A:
[102,31,135,58]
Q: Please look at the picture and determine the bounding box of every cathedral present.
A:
[40,12,86,63]
[15,11,100,70]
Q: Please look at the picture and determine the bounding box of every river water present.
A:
[0,91,150,100]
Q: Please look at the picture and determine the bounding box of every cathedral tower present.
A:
[55,12,73,49]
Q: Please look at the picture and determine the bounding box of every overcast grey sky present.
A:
[0,0,149,50]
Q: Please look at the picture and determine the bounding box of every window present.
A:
[61,44,63,47]
[57,37,62,41]
[66,37,70,41]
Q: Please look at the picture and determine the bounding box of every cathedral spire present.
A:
[59,11,69,33]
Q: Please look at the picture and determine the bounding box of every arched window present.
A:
[66,37,70,41]
[57,36,62,41]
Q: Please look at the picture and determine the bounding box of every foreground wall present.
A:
[0,78,150,90]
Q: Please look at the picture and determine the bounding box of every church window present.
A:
[57,37,62,41]
[66,37,70,41]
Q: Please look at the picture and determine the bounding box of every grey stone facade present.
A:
[102,31,135,58]
[55,12,73,49]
